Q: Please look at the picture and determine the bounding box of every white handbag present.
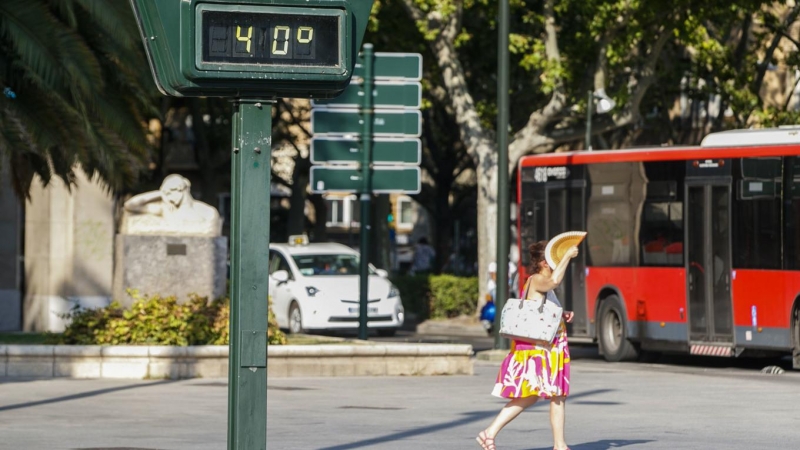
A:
[499,280,563,344]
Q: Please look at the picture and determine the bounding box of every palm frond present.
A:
[0,0,68,89]
[0,0,155,198]
[73,0,139,49]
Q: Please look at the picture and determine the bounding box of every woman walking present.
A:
[476,240,578,450]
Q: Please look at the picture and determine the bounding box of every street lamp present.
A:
[585,89,616,151]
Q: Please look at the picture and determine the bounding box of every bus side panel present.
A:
[635,268,688,342]
[731,269,793,349]
[587,267,687,343]
[585,267,637,335]
[635,268,686,321]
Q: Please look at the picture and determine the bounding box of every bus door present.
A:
[546,182,589,336]
[685,181,733,343]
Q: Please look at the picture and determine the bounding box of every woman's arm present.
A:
[529,246,579,292]
[123,191,162,214]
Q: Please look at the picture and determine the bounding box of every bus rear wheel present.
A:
[598,295,639,362]
[793,304,800,370]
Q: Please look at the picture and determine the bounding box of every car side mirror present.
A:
[375,269,389,278]
[272,270,289,284]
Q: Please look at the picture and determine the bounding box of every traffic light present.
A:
[130,0,374,98]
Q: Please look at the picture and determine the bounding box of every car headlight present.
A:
[388,284,400,298]
[305,286,321,297]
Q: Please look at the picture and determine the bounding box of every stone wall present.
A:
[0,167,21,331]
[23,171,115,331]
[0,344,474,379]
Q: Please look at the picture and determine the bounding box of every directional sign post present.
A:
[313,81,422,109]
[310,48,423,340]
[312,109,422,136]
[311,138,421,165]
[311,166,422,193]
[354,52,423,80]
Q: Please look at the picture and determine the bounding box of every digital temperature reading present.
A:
[202,11,341,67]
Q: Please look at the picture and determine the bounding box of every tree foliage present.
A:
[372,0,800,310]
[0,0,156,197]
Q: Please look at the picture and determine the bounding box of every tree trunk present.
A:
[189,99,220,205]
[433,185,453,274]
[369,194,391,270]
[400,0,499,310]
[287,156,309,235]
[476,151,498,314]
[309,194,327,241]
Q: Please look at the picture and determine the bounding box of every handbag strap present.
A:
[521,276,547,312]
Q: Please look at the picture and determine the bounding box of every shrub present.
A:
[267,296,286,345]
[428,275,480,319]
[391,275,479,320]
[390,275,431,318]
[58,292,286,346]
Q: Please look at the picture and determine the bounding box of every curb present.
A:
[0,343,473,379]
[416,320,488,338]
[267,343,473,377]
[474,349,509,362]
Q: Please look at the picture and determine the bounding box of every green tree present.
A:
[0,0,155,197]
[386,0,796,306]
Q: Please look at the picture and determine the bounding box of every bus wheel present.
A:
[598,296,638,362]
[793,304,800,370]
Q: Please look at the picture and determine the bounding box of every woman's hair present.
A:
[527,240,548,274]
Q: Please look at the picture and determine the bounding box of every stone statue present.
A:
[121,174,221,237]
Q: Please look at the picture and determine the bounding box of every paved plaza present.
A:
[0,355,798,450]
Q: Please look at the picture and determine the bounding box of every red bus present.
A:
[516,128,800,368]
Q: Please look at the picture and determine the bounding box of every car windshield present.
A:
[292,254,366,276]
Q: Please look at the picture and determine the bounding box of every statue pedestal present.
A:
[113,235,228,305]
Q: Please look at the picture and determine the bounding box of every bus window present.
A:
[585,162,645,267]
[639,162,685,267]
[641,201,684,266]
[732,158,781,270]
[787,157,800,270]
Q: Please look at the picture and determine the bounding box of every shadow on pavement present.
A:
[314,389,615,450]
[0,380,176,413]
[526,440,655,450]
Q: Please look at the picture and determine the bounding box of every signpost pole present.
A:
[494,0,511,350]
[358,44,374,340]
[228,99,270,450]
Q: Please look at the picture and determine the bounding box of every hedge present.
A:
[57,292,286,346]
[391,275,479,320]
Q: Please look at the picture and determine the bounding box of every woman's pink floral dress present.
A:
[491,319,571,399]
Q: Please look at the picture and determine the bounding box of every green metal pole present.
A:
[585,90,593,151]
[358,44,375,340]
[228,99,270,450]
[494,0,510,350]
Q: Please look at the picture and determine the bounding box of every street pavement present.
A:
[1,351,798,449]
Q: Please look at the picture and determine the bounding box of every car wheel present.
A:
[377,329,397,337]
[288,302,304,335]
[598,295,638,362]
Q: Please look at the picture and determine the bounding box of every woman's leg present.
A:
[549,396,568,450]
[484,396,539,438]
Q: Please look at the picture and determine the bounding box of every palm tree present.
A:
[0,0,155,197]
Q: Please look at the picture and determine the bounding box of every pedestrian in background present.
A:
[476,241,578,450]
[410,237,435,274]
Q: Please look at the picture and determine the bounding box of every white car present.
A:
[268,241,404,336]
